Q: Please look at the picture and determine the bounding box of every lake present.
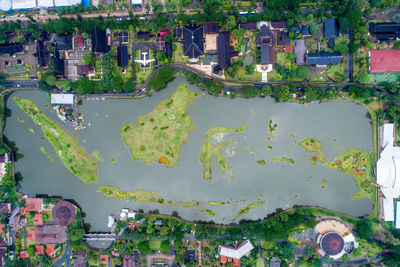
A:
[4,77,374,231]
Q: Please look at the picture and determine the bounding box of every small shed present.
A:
[50,94,74,105]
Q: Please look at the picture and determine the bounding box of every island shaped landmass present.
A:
[121,83,200,167]
[14,97,98,183]
[299,138,374,201]
[200,122,248,180]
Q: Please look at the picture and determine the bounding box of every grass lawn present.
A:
[134,49,155,85]
[149,240,161,250]
[326,63,348,82]
[308,75,328,82]
[256,257,265,267]
[172,42,188,64]
[14,98,98,184]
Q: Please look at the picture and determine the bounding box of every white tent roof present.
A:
[37,0,54,7]
[218,240,255,260]
[51,94,74,105]
[381,124,394,149]
[132,0,142,4]
[0,0,12,11]
[12,0,36,9]
[395,201,400,228]
[54,0,80,6]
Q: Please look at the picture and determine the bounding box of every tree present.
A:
[27,245,35,256]
[83,53,95,66]
[273,85,291,102]
[45,75,57,86]
[123,79,135,92]
[309,23,319,35]
[333,37,350,54]
[207,80,224,96]
[160,240,171,254]
[260,85,272,97]
[226,15,237,31]
[296,66,310,80]
[138,240,150,254]
[354,71,369,83]
[73,77,97,94]
[67,228,85,242]
[56,79,72,91]
[149,66,174,91]
[241,85,259,98]
[355,219,372,239]
[156,51,166,64]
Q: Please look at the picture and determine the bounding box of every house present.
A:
[0,203,11,215]
[218,239,255,260]
[12,215,27,231]
[35,225,67,244]
[301,25,311,37]
[35,41,49,67]
[155,37,166,51]
[123,254,134,267]
[165,41,173,58]
[276,31,290,46]
[217,32,231,69]
[77,65,92,76]
[377,123,400,226]
[55,34,73,51]
[51,94,74,105]
[324,18,339,39]
[74,35,85,49]
[33,213,43,226]
[52,200,77,226]
[182,25,204,59]
[0,43,23,56]
[257,25,273,65]
[204,23,220,34]
[35,245,44,255]
[28,229,35,240]
[20,251,29,259]
[160,29,171,38]
[92,27,110,54]
[73,251,87,267]
[369,50,400,72]
[369,22,400,41]
[137,31,151,40]
[270,21,286,31]
[294,39,306,65]
[22,198,43,214]
[270,257,282,267]
[100,255,109,265]
[0,153,11,164]
[46,244,55,258]
[117,46,129,67]
[54,51,65,78]
[306,52,342,66]
[239,22,257,30]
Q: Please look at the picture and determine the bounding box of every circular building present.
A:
[52,200,77,226]
[320,232,345,256]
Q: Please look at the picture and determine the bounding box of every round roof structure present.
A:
[320,232,344,256]
[0,0,12,11]
[52,200,77,226]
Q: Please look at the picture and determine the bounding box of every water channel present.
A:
[5,77,374,231]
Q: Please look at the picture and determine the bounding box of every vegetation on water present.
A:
[200,122,248,180]
[17,116,24,123]
[256,194,264,198]
[121,83,199,168]
[299,138,375,201]
[234,201,266,219]
[208,201,227,206]
[256,160,266,166]
[201,209,216,217]
[28,128,35,134]
[14,97,98,183]
[92,150,104,162]
[271,157,295,165]
[266,119,277,140]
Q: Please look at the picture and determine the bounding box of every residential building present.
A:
[0,43,23,56]
[117,46,129,67]
[306,52,342,66]
[137,31,151,40]
[35,225,67,244]
[46,244,55,258]
[55,34,73,51]
[182,25,204,59]
[218,239,255,260]
[123,254,134,267]
[239,22,257,30]
[369,49,400,72]
[204,23,220,34]
[217,32,231,69]
[0,203,10,215]
[21,197,43,214]
[301,25,311,37]
[324,18,339,39]
[100,255,109,265]
[74,35,85,49]
[369,22,400,41]
[33,213,43,226]
[35,245,44,255]
[294,39,306,65]
[276,31,290,46]
[165,41,173,58]
[270,21,286,31]
[52,200,77,226]
[35,41,49,67]
[51,94,74,105]
[257,25,273,65]
[73,251,87,267]
[54,51,65,78]
[92,27,110,54]
[377,123,400,227]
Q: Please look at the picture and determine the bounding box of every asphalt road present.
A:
[53,242,71,267]
[0,80,38,89]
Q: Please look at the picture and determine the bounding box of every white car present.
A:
[16,84,21,88]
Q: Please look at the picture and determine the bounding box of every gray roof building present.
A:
[306,52,342,65]
[324,18,339,39]
[294,39,306,65]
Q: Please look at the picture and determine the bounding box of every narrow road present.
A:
[53,242,71,267]
[256,238,267,267]
[348,30,354,83]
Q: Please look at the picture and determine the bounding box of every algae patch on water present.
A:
[92,150,104,162]
[208,201,227,206]
[28,128,35,134]
[201,209,216,217]
[271,157,295,165]
[17,116,25,123]
[266,118,277,140]
[14,97,98,183]
[256,160,266,166]
[234,201,265,219]
[200,122,248,181]
[121,83,199,168]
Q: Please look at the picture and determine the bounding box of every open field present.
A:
[14,97,98,183]
[199,122,248,180]
[121,83,200,168]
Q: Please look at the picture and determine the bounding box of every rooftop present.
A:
[35,225,67,244]
[51,94,74,105]
[92,27,110,54]
[306,52,342,65]
[55,34,73,51]
[369,50,400,72]
[320,232,344,256]
[0,43,23,56]
[324,18,339,39]
[217,32,231,69]
[52,200,77,226]
[117,46,129,67]
[218,239,255,260]
[182,25,204,59]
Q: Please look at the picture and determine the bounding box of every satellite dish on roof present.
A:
[0,0,12,11]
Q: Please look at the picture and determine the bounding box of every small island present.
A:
[200,122,248,180]
[271,157,295,165]
[121,83,200,167]
[234,201,266,219]
[14,97,98,183]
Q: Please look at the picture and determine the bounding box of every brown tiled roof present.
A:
[46,244,55,258]
[123,255,134,267]
[35,245,44,255]
[27,229,35,240]
[52,200,76,226]
[100,255,109,265]
[20,251,29,258]
[25,198,42,212]
[35,226,67,244]
[33,213,43,226]
[73,251,87,267]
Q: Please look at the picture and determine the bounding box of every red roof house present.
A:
[285,45,291,52]
[160,29,171,38]
[35,245,44,255]
[75,35,85,49]
[24,198,43,213]
[20,251,29,258]
[370,49,400,72]
[33,213,43,226]
[46,244,55,258]
[100,255,109,265]
[27,229,35,240]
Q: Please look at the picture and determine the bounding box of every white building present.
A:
[0,0,80,12]
[377,123,400,227]
[51,94,74,105]
[218,239,255,260]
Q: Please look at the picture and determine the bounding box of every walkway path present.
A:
[256,238,267,267]
[53,242,71,267]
